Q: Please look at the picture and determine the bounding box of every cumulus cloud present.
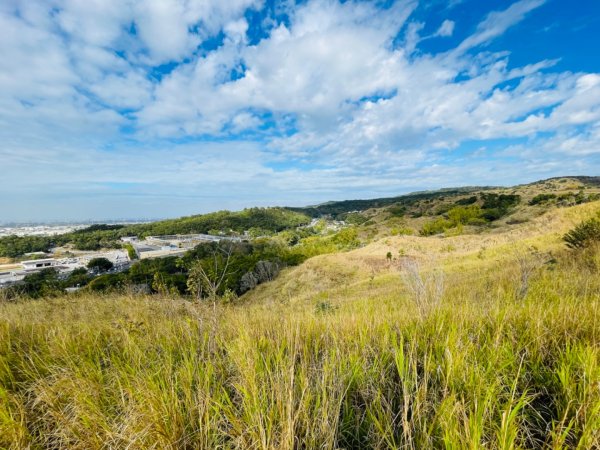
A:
[89,72,152,109]
[0,0,598,220]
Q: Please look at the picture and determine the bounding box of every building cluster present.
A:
[0,224,87,238]
[124,234,243,259]
[0,251,129,287]
[0,232,245,288]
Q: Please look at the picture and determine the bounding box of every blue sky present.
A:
[1,0,599,222]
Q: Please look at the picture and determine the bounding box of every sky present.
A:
[1,0,599,222]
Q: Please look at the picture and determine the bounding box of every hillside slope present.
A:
[2,201,599,448]
[2,191,600,449]
[288,175,600,219]
[242,201,600,308]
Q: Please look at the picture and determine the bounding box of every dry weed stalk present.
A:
[400,258,444,317]
[515,249,546,300]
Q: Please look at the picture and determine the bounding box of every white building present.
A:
[21,259,58,269]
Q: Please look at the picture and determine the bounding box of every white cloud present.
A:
[455,0,546,53]
[435,19,455,37]
[134,0,194,62]
[230,112,262,132]
[0,0,599,220]
[55,0,131,48]
[404,21,425,54]
[89,72,152,109]
[136,0,415,135]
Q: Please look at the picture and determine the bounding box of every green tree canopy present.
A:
[87,257,114,272]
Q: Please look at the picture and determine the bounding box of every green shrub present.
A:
[480,208,505,221]
[467,217,488,226]
[390,226,413,236]
[331,227,360,249]
[563,216,600,249]
[19,268,63,298]
[422,205,486,236]
[434,204,452,215]
[447,205,482,225]
[124,244,138,260]
[455,195,478,205]
[481,193,521,210]
[386,205,406,217]
[343,212,369,225]
[63,268,92,288]
[480,194,521,220]
[529,193,557,205]
[88,273,126,291]
[420,218,453,236]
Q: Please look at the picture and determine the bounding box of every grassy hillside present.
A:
[244,201,600,308]
[288,186,494,218]
[1,198,599,448]
[2,176,598,259]
[333,176,600,242]
[289,176,600,219]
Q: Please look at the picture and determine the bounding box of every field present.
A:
[1,202,600,449]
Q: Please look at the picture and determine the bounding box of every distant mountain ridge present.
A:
[288,176,600,218]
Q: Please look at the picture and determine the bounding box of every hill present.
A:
[288,186,495,218]
[1,176,598,260]
[1,177,600,448]
[243,200,600,308]
[288,175,600,218]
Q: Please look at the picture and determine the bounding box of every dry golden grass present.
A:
[358,178,600,241]
[246,201,600,308]
[1,201,599,449]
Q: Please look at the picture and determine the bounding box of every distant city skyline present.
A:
[1,0,599,221]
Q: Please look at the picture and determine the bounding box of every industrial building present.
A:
[133,234,243,259]
[21,259,59,269]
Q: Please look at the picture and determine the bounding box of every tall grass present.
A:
[0,247,599,449]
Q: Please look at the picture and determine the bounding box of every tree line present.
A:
[3,225,361,300]
[0,208,311,258]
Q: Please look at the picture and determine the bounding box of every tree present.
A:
[186,243,234,301]
[0,235,54,258]
[63,267,91,288]
[87,257,114,272]
[21,269,62,298]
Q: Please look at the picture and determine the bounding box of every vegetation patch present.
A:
[3,225,364,301]
[1,244,599,448]
[0,208,311,258]
[529,193,557,205]
[563,215,600,249]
